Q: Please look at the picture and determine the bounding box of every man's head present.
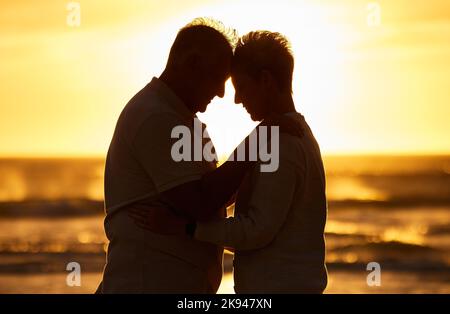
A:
[164,18,237,113]
[231,31,294,121]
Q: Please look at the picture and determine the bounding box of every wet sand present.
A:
[0,269,448,294]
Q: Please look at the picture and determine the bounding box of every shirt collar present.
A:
[148,77,195,123]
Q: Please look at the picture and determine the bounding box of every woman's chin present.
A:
[249,113,262,122]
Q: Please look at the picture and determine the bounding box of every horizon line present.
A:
[1,151,449,159]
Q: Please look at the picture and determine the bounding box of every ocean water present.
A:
[0,156,449,293]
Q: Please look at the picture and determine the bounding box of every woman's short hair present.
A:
[233,31,294,93]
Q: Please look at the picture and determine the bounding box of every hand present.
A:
[127,204,189,235]
[261,113,304,138]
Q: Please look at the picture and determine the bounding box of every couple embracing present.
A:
[97,17,327,294]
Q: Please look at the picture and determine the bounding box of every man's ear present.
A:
[185,51,203,71]
[260,69,274,89]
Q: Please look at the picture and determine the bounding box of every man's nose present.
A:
[216,84,225,98]
[234,93,242,104]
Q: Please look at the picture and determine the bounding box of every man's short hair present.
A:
[167,17,238,68]
[232,31,294,93]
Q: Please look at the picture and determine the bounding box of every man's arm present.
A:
[132,113,255,222]
[160,158,254,222]
[159,115,304,222]
[132,114,303,223]
[194,137,301,250]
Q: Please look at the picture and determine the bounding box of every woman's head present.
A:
[231,31,294,121]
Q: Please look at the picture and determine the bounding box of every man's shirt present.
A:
[103,77,224,292]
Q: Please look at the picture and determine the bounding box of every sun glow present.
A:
[176,0,349,158]
[1,0,449,156]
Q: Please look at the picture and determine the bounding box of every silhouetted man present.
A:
[98,18,240,293]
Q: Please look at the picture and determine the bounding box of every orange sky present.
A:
[1,0,449,157]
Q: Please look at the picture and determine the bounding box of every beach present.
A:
[0,156,449,293]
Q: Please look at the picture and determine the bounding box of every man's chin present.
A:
[249,113,263,122]
[197,103,208,113]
